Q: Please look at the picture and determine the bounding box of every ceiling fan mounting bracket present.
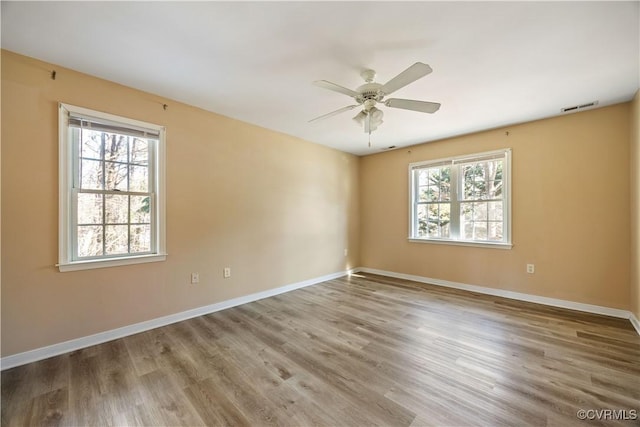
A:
[360,69,376,83]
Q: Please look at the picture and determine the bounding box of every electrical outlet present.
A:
[526,264,535,274]
[223,267,231,278]
[344,248,348,257]
[191,273,200,284]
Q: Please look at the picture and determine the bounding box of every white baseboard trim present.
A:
[1,269,354,371]
[4,266,637,370]
[630,313,640,336]
[354,267,639,332]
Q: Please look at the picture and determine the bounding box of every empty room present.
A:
[1,1,639,426]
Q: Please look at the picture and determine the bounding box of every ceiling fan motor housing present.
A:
[356,82,384,104]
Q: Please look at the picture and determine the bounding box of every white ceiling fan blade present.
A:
[308,105,359,123]
[313,80,360,98]
[385,98,441,114]
[380,62,433,96]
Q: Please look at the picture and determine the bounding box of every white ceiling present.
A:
[2,1,639,156]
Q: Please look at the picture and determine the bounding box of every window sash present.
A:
[458,158,504,203]
[69,122,158,261]
[71,190,156,260]
[69,116,160,139]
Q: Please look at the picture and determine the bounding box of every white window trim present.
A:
[58,103,167,272]
[408,148,512,249]
[407,238,513,249]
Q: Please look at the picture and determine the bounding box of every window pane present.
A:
[492,160,503,181]
[461,202,473,222]
[418,167,450,202]
[488,202,503,221]
[131,225,151,253]
[105,194,128,224]
[462,160,503,200]
[473,202,488,221]
[489,222,503,241]
[418,170,428,186]
[418,186,430,202]
[434,185,444,201]
[483,160,502,199]
[104,134,128,163]
[78,225,103,257]
[439,204,451,238]
[429,185,440,202]
[77,193,102,224]
[462,222,473,240]
[463,163,488,200]
[130,165,148,192]
[105,225,128,255]
[426,168,441,202]
[427,204,439,237]
[473,223,488,240]
[81,159,103,190]
[417,204,428,237]
[473,162,486,179]
[130,196,150,223]
[439,168,451,201]
[130,138,148,165]
[489,180,503,199]
[80,130,102,160]
[422,203,451,238]
[463,172,477,199]
[428,168,440,185]
[105,162,128,191]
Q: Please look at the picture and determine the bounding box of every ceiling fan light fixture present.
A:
[352,111,367,126]
[369,121,382,132]
[370,107,383,122]
[369,119,383,132]
[369,107,384,131]
[365,113,383,133]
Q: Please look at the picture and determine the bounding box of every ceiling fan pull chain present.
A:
[367,112,372,147]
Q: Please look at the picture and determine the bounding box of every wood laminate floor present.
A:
[2,273,639,426]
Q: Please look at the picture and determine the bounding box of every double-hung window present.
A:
[58,104,166,271]
[409,149,511,248]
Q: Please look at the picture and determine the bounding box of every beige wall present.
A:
[1,48,636,358]
[631,90,640,320]
[361,104,631,310]
[1,50,360,357]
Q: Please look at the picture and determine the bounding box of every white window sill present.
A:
[408,238,513,250]
[57,253,167,272]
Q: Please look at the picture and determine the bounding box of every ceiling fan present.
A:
[310,62,441,139]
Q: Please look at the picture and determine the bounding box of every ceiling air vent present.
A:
[561,101,599,113]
